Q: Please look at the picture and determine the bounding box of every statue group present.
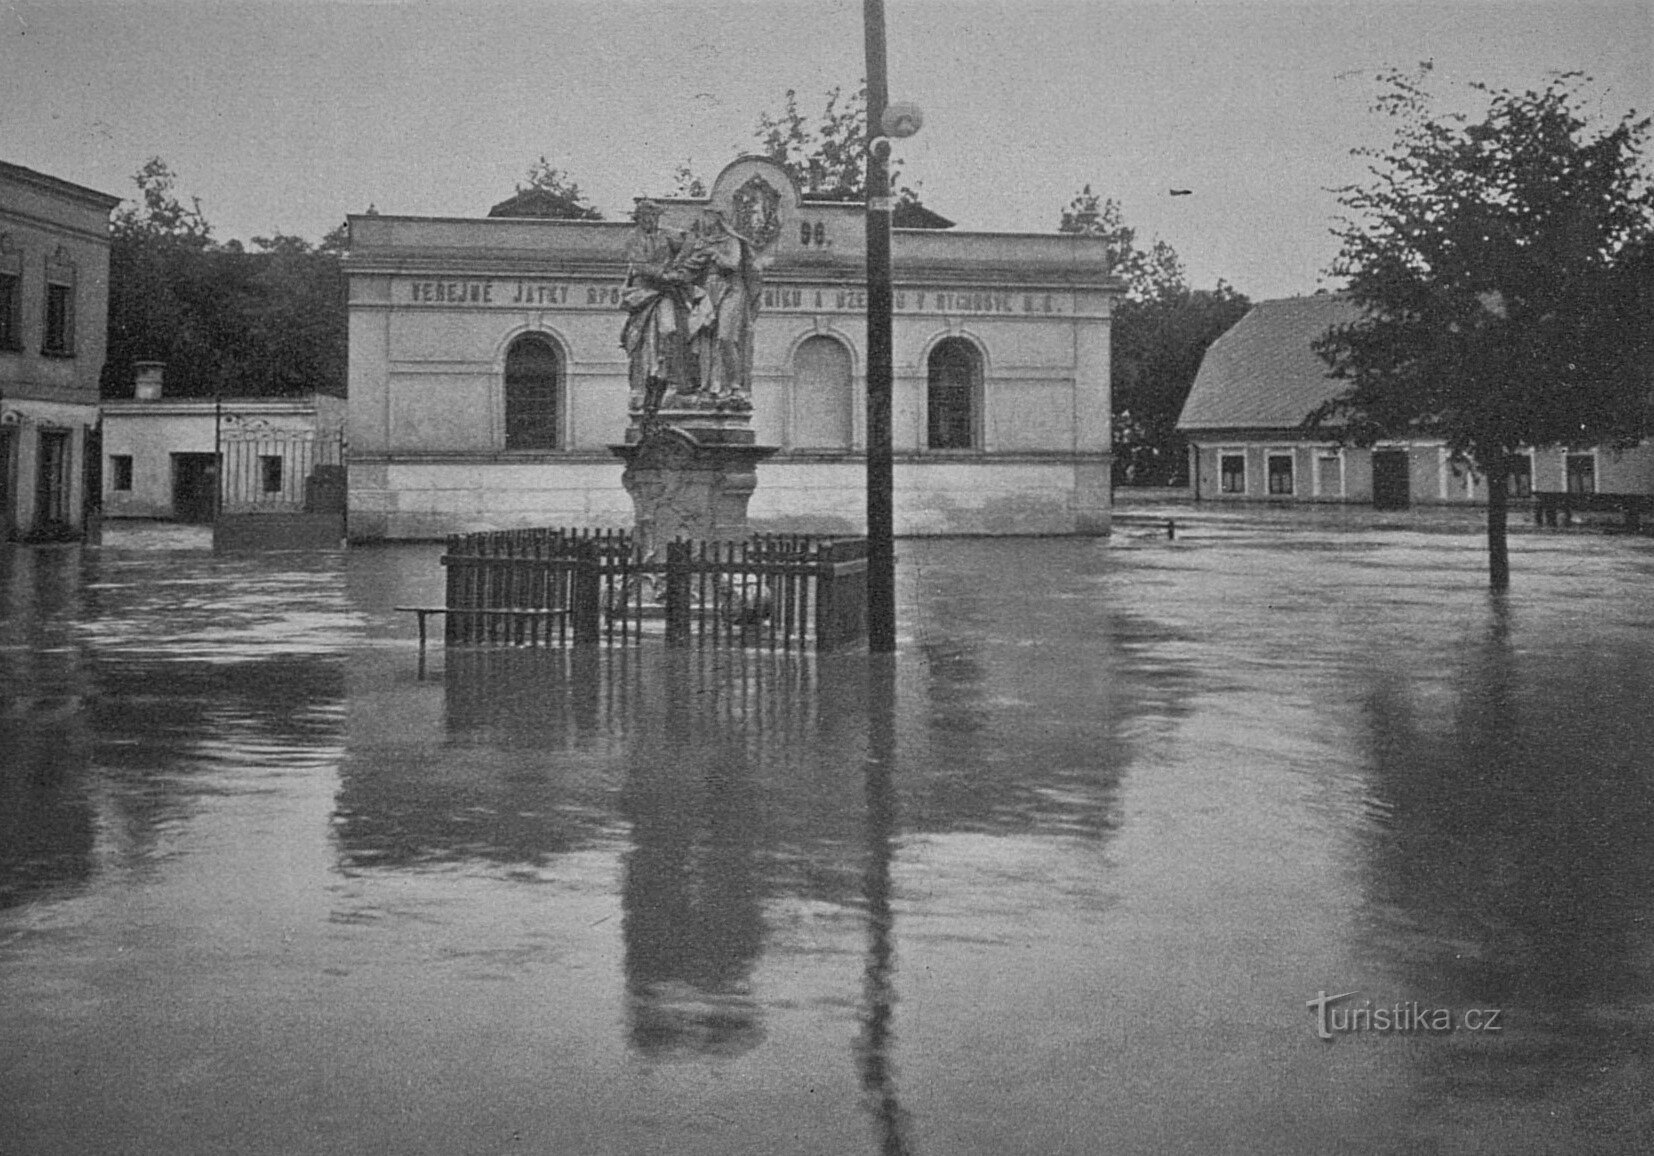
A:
[620,200,763,417]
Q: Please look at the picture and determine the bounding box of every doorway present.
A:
[1372,450,1411,510]
[171,453,219,523]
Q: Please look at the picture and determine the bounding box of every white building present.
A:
[1,161,120,540]
[101,373,345,522]
[344,161,1120,540]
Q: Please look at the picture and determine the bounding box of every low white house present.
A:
[101,371,345,522]
[1178,295,1654,508]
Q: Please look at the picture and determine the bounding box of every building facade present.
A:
[101,378,346,522]
[1179,294,1654,508]
[1,162,120,540]
[345,161,1119,540]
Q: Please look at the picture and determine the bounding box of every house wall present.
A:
[1,163,118,539]
[1190,437,1654,505]
[102,397,345,519]
[345,201,1118,541]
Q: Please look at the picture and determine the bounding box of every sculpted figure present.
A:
[685,209,763,400]
[619,200,697,411]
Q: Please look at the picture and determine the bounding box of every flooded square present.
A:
[3,516,1650,1154]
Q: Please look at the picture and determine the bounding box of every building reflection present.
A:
[340,564,1195,1066]
[3,542,352,906]
[1350,602,1654,1108]
[0,546,95,908]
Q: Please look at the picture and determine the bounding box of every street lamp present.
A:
[863,0,915,654]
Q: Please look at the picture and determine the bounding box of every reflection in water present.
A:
[623,653,766,1057]
[0,546,95,908]
[1353,600,1654,1135]
[335,648,621,869]
[2,538,353,905]
[858,655,910,1155]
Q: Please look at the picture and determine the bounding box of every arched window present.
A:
[504,335,561,449]
[792,336,854,450]
[927,338,980,450]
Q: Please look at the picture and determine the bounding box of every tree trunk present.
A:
[1485,453,1510,591]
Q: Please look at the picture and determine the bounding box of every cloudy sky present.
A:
[4,1,1649,300]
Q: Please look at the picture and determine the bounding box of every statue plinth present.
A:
[613,408,778,553]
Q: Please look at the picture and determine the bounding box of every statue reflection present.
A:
[621,651,766,1058]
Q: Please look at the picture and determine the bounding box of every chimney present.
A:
[134,361,165,400]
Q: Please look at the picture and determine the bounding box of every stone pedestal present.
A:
[612,400,778,558]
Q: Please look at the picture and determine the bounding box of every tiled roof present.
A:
[1177,294,1359,430]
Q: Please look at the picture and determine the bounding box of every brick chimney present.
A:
[134,361,165,400]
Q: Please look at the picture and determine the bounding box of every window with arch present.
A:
[927,338,980,450]
[504,334,561,450]
[792,335,854,450]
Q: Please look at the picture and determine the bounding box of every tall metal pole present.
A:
[864,0,897,652]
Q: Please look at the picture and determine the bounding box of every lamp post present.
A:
[864,0,896,652]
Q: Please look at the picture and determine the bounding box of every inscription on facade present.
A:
[402,279,1066,315]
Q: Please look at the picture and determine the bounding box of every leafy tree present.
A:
[1310,68,1654,588]
[103,159,346,398]
[490,157,603,220]
[1060,185,1184,302]
[1112,283,1252,484]
[751,86,926,212]
[1060,186,1249,484]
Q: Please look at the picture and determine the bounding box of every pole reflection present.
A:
[856,652,911,1154]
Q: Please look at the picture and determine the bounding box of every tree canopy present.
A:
[102,158,347,399]
[1059,185,1250,484]
[1310,68,1654,587]
[488,157,604,220]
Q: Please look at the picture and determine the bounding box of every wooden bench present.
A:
[394,606,572,651]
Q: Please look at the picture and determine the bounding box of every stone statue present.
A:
[619,200,697,413]
[685,209,762,400]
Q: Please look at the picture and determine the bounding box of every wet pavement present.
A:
[2,515,1650,1154]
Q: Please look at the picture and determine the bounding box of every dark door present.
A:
[1372,450,1410,510]
[172,453,219,523]
[0,427,14,539]
[34,430,72,535]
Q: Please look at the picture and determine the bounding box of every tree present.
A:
[1111,282,1252,484]
[1059,185,1185,302]
[489,157,603,220]
[1310,68,1654,588]
[1060,186,1249,484]
[103,159,346,398]
[751,86,927,214]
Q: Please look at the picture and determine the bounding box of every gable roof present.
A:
[1177,294,1358,430]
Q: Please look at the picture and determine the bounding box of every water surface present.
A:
[2,517,1649,1154]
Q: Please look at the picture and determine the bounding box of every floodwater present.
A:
[2,513,1650,1155]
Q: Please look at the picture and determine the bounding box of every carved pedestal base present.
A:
[612,406,778,560]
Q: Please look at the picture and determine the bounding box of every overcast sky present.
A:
[4,1,1649,300]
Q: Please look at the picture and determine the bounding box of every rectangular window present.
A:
[1508,455,1532,498]
[0,273,19,350]
[1267,453,1295,496]
[260,455,284,494]
[43,282,74,355]
[110,455,134,491]
[1315,454,1342,498]
[1219,453,1246,494]
[1565,453,1596,495]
